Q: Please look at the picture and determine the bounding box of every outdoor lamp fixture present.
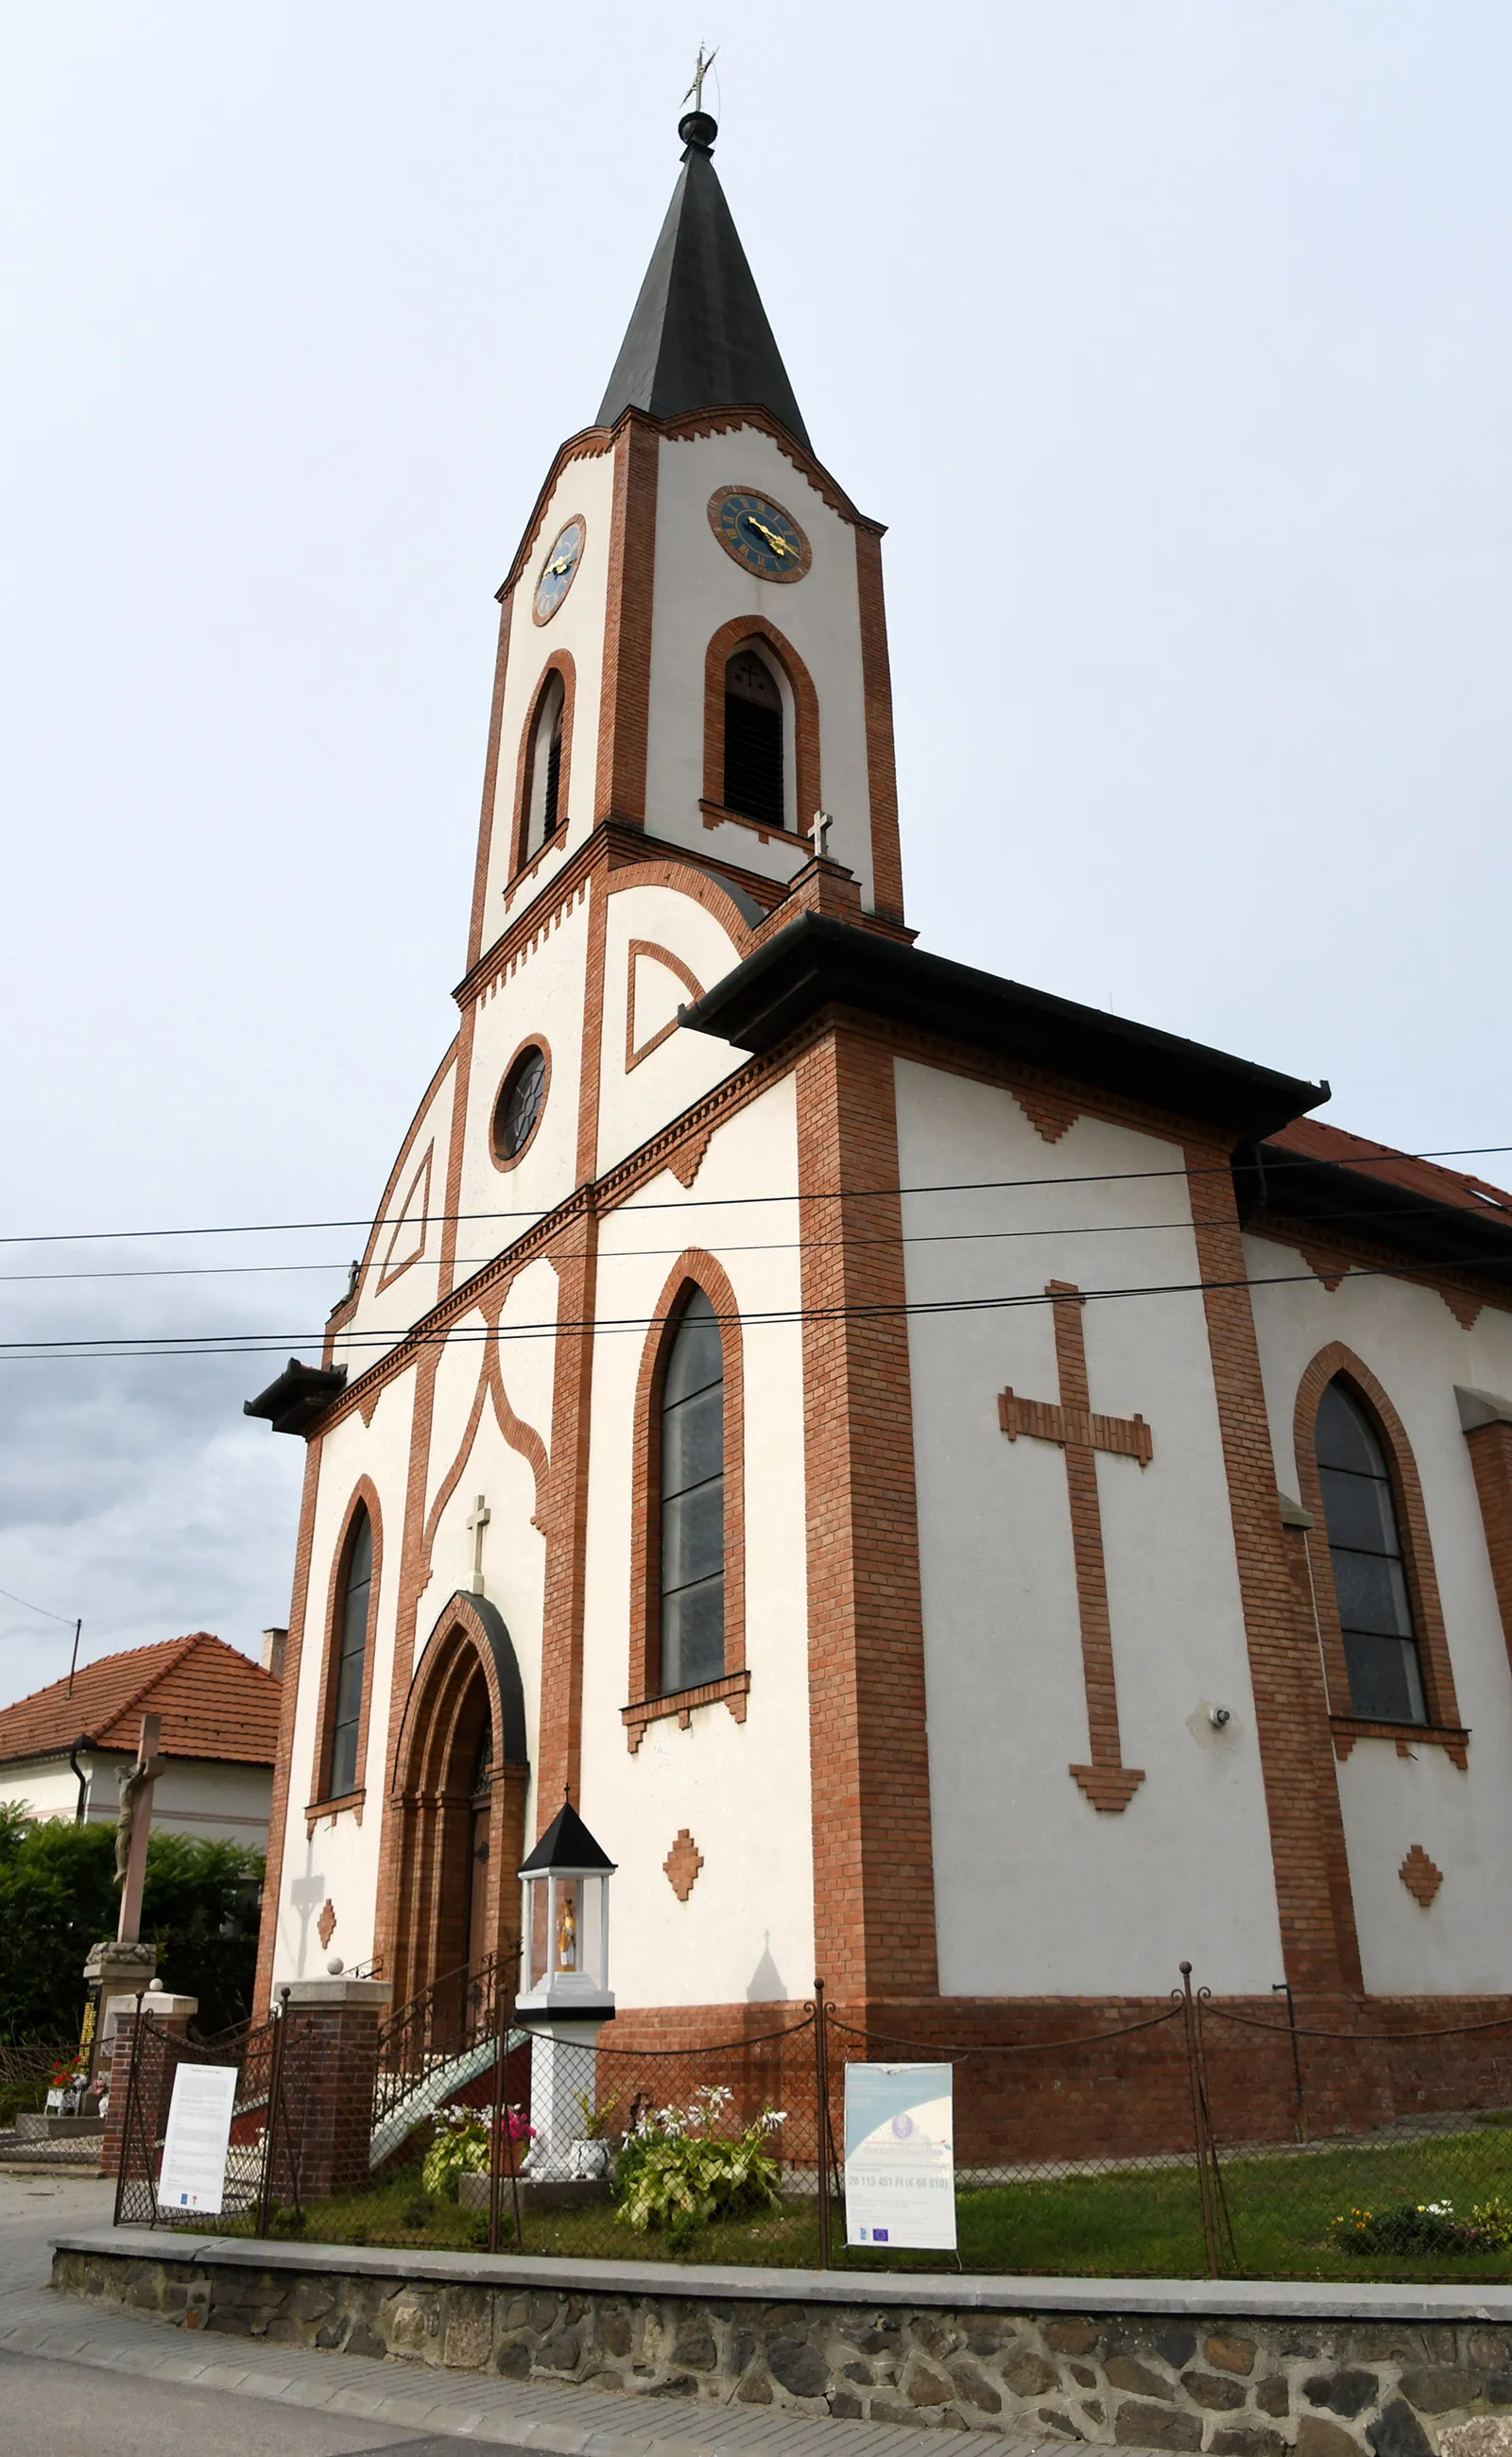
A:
[517,1795,616,2019]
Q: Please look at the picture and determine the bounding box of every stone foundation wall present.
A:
[52,2246,1512,2453]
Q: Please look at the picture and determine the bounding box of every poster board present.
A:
[843,2060,956,2249]
[156,2062,238,2214]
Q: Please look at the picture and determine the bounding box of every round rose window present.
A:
[493,1045,547,1162]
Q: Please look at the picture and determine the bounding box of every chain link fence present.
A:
[112,1967,1512,2279]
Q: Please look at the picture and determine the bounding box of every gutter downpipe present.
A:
[68,1736,94,1824]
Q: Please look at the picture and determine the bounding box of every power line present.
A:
[1,1143,1509,1249]
[0,1582,77,1627]
[0,1249,1504,1366]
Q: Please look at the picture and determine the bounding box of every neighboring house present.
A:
[0,1632,283,1852]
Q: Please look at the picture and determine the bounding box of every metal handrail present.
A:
[371,1953,503,2137]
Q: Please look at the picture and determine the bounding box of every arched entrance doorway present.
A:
[386,1591,529,2010]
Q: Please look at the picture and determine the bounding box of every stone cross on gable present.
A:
[998,1280,1150,1813]
[114,1712,165,1945]
[467,1493,490,1595]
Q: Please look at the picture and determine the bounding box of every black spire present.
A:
[596,112,810,451]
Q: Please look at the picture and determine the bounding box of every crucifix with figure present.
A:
[467,1493,490,1594]
[114,1712,166,1942]
[999,1281,1150,1811]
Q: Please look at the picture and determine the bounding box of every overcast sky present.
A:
[2,3,1508,1710]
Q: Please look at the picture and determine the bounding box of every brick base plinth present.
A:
[282,1980,390,2200]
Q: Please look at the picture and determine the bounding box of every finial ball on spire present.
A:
[679,109,717,154]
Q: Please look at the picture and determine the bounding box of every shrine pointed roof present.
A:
[0,1631,281,1769]
[595,109,810,449]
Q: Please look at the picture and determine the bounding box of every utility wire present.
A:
[0,1582,77,1626]
[1,1143,1509,1249]
[0,1249,1507,1366]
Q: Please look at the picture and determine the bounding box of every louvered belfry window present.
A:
[1315,1379,1427,1725]
[659,1289,725,1693]
[328,1505,372,1796]
[524,672,565,859]
[722,648,784,830]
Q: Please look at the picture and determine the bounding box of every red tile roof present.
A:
[0,1632,281,1768]
[1266,1116,1512,1224]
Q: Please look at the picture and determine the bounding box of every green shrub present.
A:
[0,1804,263,2038]
[614,2085,784,2246]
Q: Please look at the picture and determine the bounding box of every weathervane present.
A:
[683,42,718,113]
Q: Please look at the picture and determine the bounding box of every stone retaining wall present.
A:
[51,2246,1512,2453]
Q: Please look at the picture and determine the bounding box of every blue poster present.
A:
[843,2061,955,2250]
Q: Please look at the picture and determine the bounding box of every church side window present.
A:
[722,648,784,830]
[524,671,565,859]
[1315,1379,1427,1726]
[328,1504,373,1796]
[659,1288,725,1692]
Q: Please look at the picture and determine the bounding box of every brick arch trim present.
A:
[628,1248,747,1717]
[1293,1342,1461,1737]
[510,649,576,880]
[394,1589,528,1785]
[603,857,759,952]
[421,1328,550,1574]
[703,615,820,837]
[309,1476,385,1818]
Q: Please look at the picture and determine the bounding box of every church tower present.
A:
[466,100,905,973]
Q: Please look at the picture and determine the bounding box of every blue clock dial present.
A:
[708,489,809,582]
[533,519,585,624]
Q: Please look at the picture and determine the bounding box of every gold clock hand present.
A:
[746,516,795,558]
[547,556,572,576]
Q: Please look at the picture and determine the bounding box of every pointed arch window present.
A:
[524,671,565,860]
[722,648,784,831]
[659,1288,725,1693]
[327,1505,373,1796]
[1315,1379,1427,1726]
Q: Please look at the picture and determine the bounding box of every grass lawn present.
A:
[182,2122,1512,2282]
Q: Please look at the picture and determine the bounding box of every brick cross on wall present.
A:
[999,1280,1150,1812]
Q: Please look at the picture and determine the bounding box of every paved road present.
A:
[0,2344,483,2457]
[0,2174,490,2454]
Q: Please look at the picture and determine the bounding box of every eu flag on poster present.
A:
[843,2062,955,2251]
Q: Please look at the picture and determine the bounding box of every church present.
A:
[249,100,1512,2069]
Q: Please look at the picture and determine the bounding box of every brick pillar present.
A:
[98,1993,196,2180]
[280,1978,391,2201]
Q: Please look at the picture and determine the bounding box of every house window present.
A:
[722,648,784,830]
[1315,1379,1427,1725]
[328,1505,373,1795]
[524,672,565,859]
[660,1288,725,1693]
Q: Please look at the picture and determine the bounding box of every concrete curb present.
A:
[50,2228,1512,2324]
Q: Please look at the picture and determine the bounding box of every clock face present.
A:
[708,489,810,582]
[532,519,585,625]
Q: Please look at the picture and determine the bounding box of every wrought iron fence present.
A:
[114,2002,312,2237]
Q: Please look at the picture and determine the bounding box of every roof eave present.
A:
[1249,1144,1512,1286]
[681,914,1326,1144]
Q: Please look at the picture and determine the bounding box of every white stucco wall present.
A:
[340,1053,456,1360]
[2,1752,272,1849]
[578,1074,814,2009]
[454,888,591,1260]
[643,426,876,902]
[268,1368,416,1986]
[593,880,747,1177]
[481,446,619,933]
[896,1060,1286,1998]
[1247,1231,1512,1995]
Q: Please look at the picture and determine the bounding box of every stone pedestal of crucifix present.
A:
[83,1712,173,2094]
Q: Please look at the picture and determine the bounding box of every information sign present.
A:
[156,2062,238,2214]
[843,2060,956,2249]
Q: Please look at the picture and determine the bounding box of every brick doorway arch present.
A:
[386,1590,529,2009]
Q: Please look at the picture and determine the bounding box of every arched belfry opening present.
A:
[722,646,785,830]
[387,1591,529,2010]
